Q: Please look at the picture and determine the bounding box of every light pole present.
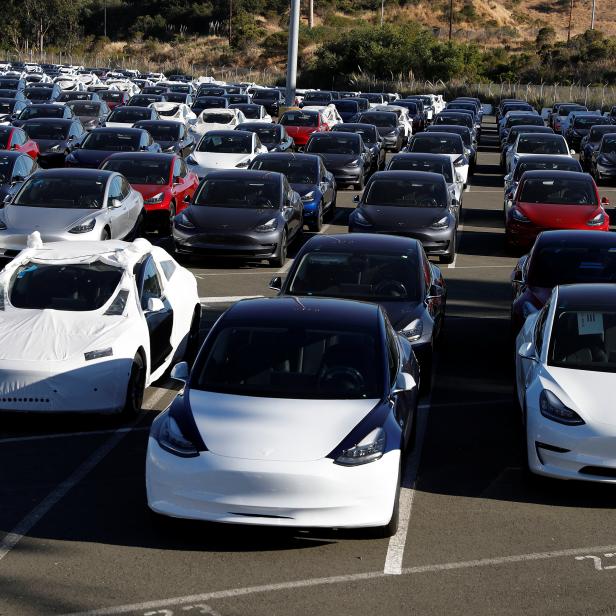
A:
[448,0,454,41]
[567,0,573,43]
[285,0,301,106]
[104,0,107,38]
[591,0,596,29]
[309,0,314,29]
[380,0,384,26]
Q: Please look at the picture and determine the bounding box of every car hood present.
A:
[543,367,616,428]
[517,202,600,227]
[380,300,425,330]
[193,122,234,134]
[362,204,449,228]
[0,308,125,361]
[188,389,380,461]
[290,182,318,197]
[185,205,278,231]
[70,148,119,167]
[598,152,616,164]
[35,138,68,153]
[4,204,102,233]
[133,184,170,200]
[192,151,251,169]
[314,152,361,168]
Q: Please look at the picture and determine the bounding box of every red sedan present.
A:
[505,170,609,252]
[99,90,129,111]
[279,109,329,148]
[100,152,199,234]
[0,126,39,159]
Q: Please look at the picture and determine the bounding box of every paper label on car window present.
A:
[577,311,604,335]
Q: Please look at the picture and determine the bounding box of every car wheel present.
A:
[101,228,110,241]
[165,201,177,236]
[122,353,146,418]
[184,307,201,367]
[308,201,323,232]
[439,234,456,264]
[269,230,287,268]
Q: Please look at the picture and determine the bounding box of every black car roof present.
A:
[536,229,616,248]
[33,168,115,179]
[331,123,378,131]
[110,106,151,113]
[134,120,182,128]
[308,131,361,141]
[238,122,281,131]
[102,152,176,162]
[89,127,146,135]
[253,152,318,164]
[515,155,580,167]
[556,284,616,310]
[521,170,591,180]
[390,152,452,162]
[203,129,253,137]
[21,117,73,125]
[198,169,282,181]
[298,232,422,255]
[369,170,447,183]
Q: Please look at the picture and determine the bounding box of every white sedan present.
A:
[516,284,616,482]
[190,108,247,139]
[149,102,196,125]
[186,130,267,178]
[0,237,200,415]
[506,133,574,173]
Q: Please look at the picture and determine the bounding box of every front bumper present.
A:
[380,134,400,150]
[0,357,131,413]
[146,438,400,528]
[173,227,280,259]
[330,167,362,184]
[596,163,616,178]
[0,229,103,255]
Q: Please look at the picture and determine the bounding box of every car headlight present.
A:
[144,192,165,205]
[157,413,199,457]
[334,427,386,466]
[235,160,250,168]
[539,390,584,426]
[431,215,449,229]
[587,211,606,226]
[352,209,372,227]
[49,144,62,152]
[175,212,195,229]
[68,219,96,234]
[511,208,530,223]
[186,154,197,165]
[84,348,113,361]
[301,191,315,202]
[346,159,361,168]
[453,156,465,167]
[402,318,423,341]
[255,217,278,232]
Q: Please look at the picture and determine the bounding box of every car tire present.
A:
[122,353,146,418]
[269,230,287,268]
[101,228,110,241]
[308,201,323,232]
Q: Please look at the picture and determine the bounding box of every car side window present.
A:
[172,158,182,180]
[107,176,122,204]
[70,123,83,138]
[120,177,131,199]
[178,159,188,177]
[12,130,25,146]
[21,156,35,175]
[140,257,163,309]
[384,319,399,387]
[534,302,550,355]
[12,157,28,179]
[178,125,185,140]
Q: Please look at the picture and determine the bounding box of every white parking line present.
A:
[61,542,616,616]
[0,387,170,563]
[464,184,471,193]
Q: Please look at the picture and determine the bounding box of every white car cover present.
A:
[105,80,140,96]
[53,77,86,92]
[190,108,247,138]
[0,237,200,413]
[150,102,196,125]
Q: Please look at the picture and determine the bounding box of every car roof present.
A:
[391,152,453,163]
[238,122,281,130]
[102,152,176,162]
[111,106,152,113]
[308,131,361,140]
[221,296,381,330]
[516,155,580,166]
[134,120,183,128]
[521,170,591,180]
[0,151,27,161]
[332,123,377,130]
[536,229,616,248]
[32,168,115,179]
[370,170,447,182]
[556,284,616,310]
[204,129,253,137]
[199,169,282,181]
[90,127,146,135]
[253,152,318,163]
[21,117,73,124]
[298,232,422,254]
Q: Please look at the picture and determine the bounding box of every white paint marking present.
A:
[199,295,263,304]
[61,543,616,616]
[383,357,437,575]
[276,258,294,275]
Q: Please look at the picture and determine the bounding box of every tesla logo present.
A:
[397,222,405,227]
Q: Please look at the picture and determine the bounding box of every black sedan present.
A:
[591,133,616,183]
[64,127,161,168]
[426,124,477,170]
[191,96,229,115]
[356,111,404,152]
[22,118,84,168]
[133,120,194,157]
[251,89,285,116]
[348,171,458,264]
[237,122,294,152]
[173,170,303,267]
[229,103,270,121]
[331,122,385,173]
[127,94,167,107]
[271,233,446,386]
[580,125,616,171]
[565,114,613,152]
[249,152,336,232]
[24,85,60,103]
[332,99,361,122]
[66,100,109,131]
[55,91,101,103]
[305,131,371,189]
[12,103,74,127]
[0,151,38,203]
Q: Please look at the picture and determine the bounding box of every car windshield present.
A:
[82,131,140,151]
[430,128,471,147]
[68,102,99,115]
[519,178,596,205]
[130,97,159,105]
[23,122,69,140]
[559,106,586,116]
[193,325,382,399]
[364,178,447,207]
[334,101,358,112]
[253,90,278,100]
[197,134,251,153]
[200,113,234,124]
[157,105,181,117]
[250,158,316,184]
[333,126,377,144]
[281,112,317,127]
[389,158,453,182]
[528,246,616,287]
[288,251,420,302]
[434,115,471,127]
[589,127,615,142]
[101,92,123,102]
[20,107,63,120]
[573,117,605,129]
[549,309,616,373]
[363,94,384,103]
[247,126,279,144]
[9,261,123,312]
[304,93,331,102]
[601,138,616,154]
[409,135,463,154]
[141,124,180,141]
[513,159,580,182]
[15,175,107,208]
[517,136,568,154]
[101,158,170,185]
[306,137,360,155]
[108,108,149,122]
[238,106,260,119]
[193,177,278,208]
[359,113,396,127]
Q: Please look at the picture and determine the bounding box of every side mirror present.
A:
[3,194,12,204]
[147,297,165,312]
[11,175,24,184]
[353,195,360,203]
[392,371,416,395]
[570,149,576,155]
[518,341,537,361]
[512,269,524,284]
[170,361,189,383]
[269,275,282,291]
[109,198,122,208]
[601,196,610,206]
[426,284,444,301]
[183,194,191,203]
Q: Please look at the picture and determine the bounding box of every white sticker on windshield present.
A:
[577,311,604,335]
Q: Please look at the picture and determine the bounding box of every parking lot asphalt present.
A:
[3,118,616,616]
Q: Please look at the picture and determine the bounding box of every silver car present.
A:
[0,168,144,256]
